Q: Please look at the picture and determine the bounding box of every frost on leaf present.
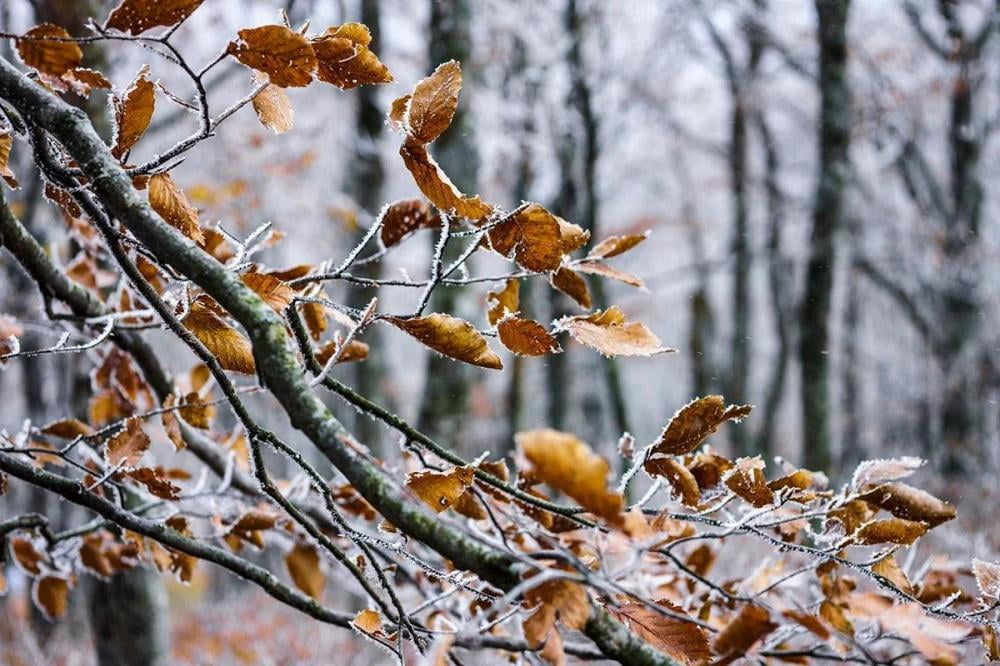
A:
[148,172,204,243]
[181,298,256,374]
[106,0,204,35]
[589,232,649,259]
[405,60,462,144]
[387,313,502,369]
[0,132,19,189]
[377,198,441,248]
[497,315,561,356]
[859,482,955,527]
[972,559,1000,600]
[105,418,150,468]
[228,25,317,88]
[486,279,519,326]
[405,465,474,512]
[311,23,392,90]
[646,395,752,459]
[605,599,710,665]
[111,65,156,160]
[550,266,592,309]
[399,139,492,220]
[32,575,70,620]
[487,204,564,272]
[854,518,927,545]
[250,73,294,134]
[16,24,82,77]
[556,306,673,357]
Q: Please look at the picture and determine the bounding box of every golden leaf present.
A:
[0,132,19,189]
[405,465,475,512]
[32,576,70,620]
[387,94,410,133]
[557,306,673,357]
[522,577,589,649]
[819,600,854,636]
[487,279,520,326]
[228,25,317,88]
[126,467,181,499]
[872,555,913,596]
[573,260,645,289]
[851,456,923,489]
[606,600,710,665]
[406,60,461,144]
[352,608,384,636]
[387,313,502,369]
[854,518,927,545]
[16,24,82,77]
[40,418,94,439]
[106,418,150,468]
[251,73,294,134]
[315,338,369,365]
[399,138,492,220]
[182,299,256,374]
[285,543,325,600]
[590,233,648,259]
[178,391,215,429]
[312,24,392,90]
[711,605,776,658]
[497,316,561,356]
[487,204,564,272]
[550,266,592,309]
[859,482,955,528]
[647,396,752,458]
[148,172,204,243]
[161,394,185,451]
[240,272,294,312]
[722,457,774,507]
[781,610,830,640]
[378,198,441,248]
[557,219,590,254]
[60,67,113,97]
[972,559,1000,600]
[106,0,204,34]
[517,429,623,523]
[11,537,44,575]
[112,65,155,159]
[644,456,700,506]
[225,510,278,550]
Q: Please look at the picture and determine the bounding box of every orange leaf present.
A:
[377,198,441,248]
[285,543,325,600]
[711,605,776,658]
[126,467,181,499]
[550,266,592,309]
[522,577,589,649]
[399,138,492,220]
[387,313,502,369]
[112,65,155,159]
[487,279,519,326]
[556,306,673,357]
[589,233,648,259]
[11,537,44,575]
[488,204,564,272]
[573,260,645,289]
[722,457,774,507]
[854,518,927,545]
[647,396,752,458]
[406,60,461,144]
[497,316,561,356]
[161,394,185,451]
[40,418,93,439]
[311,24,392,90]
[352,608,384,636]
[250,73,294,134]
[405,465,474,512]
[148,172,204,243]
[106,0,204,34]
[16,24,82,77]
[859,482,955,528]
[106,418,150,468]
[606,600,710,665]
[32,576,70,620]
[0,132,19,189]
[240,272,294,312]
[228,25,317,88]
[182,299,256,373]
[644,456,700,507]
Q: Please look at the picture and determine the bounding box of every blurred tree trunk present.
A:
[346,0,388,453]
[840,257,862,467]
[416,0,477,447]
[800,0,850,473]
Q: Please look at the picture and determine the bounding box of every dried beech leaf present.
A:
[557,219,590,254]
[312,24,392,89]
[32,576,70,620]
[387,94,411,134]
[148,173,204,243]
[387,313,502,369]
[106,418,150,468]
[644,456,700,506]
[859,482,955,528]
[228,25,317,88]
[590,233,649,259]
[488,204,564,272]
[406,465,474,512]
[557,306,673,357]
[851,456,923,490]
[647,396,752,458]
[0,132,19,189]
[407,60,461,144]
[285,543,325,600]
[112,65,155,159]
[782,610,830,640]
[854,518,927,545]
[518,429,623,523]
[178,391,214,429]
[872,555,913,596]
[251,74,294,134]
[16,24,82,77]
[352,608,384,636]
[377,198,441,248]
[522,578,589,650]
[972,559,1000,600]
[606,600,710,665]
[712,605,776,658]
[106,0,204,34]
[182,299,256,374]
[41,418,94,439]
[550,266,592,309]
[497,316,561,357]
[487,279,519,326]
[316,338,369,365]
[573,260,645,289]
[126,467,181,499]
[399,139,492,220]
[241,272,294,312]
[819,600,854,636]
[161,395,185,451]
[722,456,774,507]
[11,537,44,574]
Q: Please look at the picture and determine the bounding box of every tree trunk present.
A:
[799,0,851,473]
[88,568,170,666]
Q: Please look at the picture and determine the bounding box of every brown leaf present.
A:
[285,543,325,600]
[522,577,589,650]
[41,419,94,439]
[781,610,830,640]
[377,198,441,248]
[387,93,411,133]
[497,316,561,356]
[32,576,70,620]
[112,65,155,159]
[399,138,492,220]
[590,233,648,259]
[573,260,645,289]
[406,60,461,144]
[251,73,294,134]
[387,313,502,369]
[488,204,564,272]
[972,559,1000,600]
[315,338,369,365]
[606,600,710,665]
[712,605,776,658]
[161,395,185,451]
[126,467,181,499]
[647,396,752,458]
[487,279,520,326]
[550,266,592,309]
[871,555,913,596]
[311,24,392,90]
[106,418,150,468]
[0,132,19,189]
[11,537,44,575]
[182,299,256,373]
[178,392,214,429]
[854,518,927,545]
[352,608,385,636]
[225,510,278,550]
[148,172,203,243]
[241,272,294,312]
[819,600,854,636]
[557,307,673,357]
[405,465,475,512]
[518,429,624,523]
[106,0,204,34]
[16,24,82,77]
[859,482,955,528]
[557,219,590,254]
[722,457,774,507]
[644,456,700,507]
[228,25,317,88]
